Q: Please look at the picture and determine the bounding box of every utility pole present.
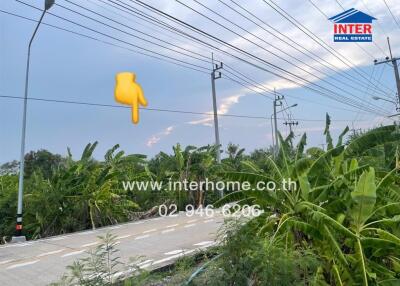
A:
[374,37,400,107]
[12,0,54,243]
[211,53,223,163]
[273,90,283,157]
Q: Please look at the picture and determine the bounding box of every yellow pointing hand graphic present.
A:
[115,72,147,124]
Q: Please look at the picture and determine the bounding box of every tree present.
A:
[216,122,400,285]
[24,149,64,179]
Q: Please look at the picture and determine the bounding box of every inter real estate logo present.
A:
[329,8,376,42]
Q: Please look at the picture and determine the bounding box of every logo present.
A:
[329,8,376,42]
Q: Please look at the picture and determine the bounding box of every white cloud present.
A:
[188,93,245,126]
[146,125,175,147]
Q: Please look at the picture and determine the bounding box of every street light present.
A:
[12,0,54,243]
[371,96,397,105]
[372,95,400,112]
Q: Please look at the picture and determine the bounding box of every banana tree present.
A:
[216,120,400,285]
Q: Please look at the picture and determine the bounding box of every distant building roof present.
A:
[329,8,377,23]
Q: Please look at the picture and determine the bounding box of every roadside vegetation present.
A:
[1,115,400,285]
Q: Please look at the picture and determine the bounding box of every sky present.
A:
[1,0,400,163]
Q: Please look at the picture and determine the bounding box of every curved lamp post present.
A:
[12,0,54,243]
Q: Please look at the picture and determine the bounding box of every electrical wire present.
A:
[15,1,211,72]
[179,0,389,115]
[56,0,211,65]
[0,9,210,75]
[120,0,390,115]
[107,0,391,115]
[224,0,394,101]
[261,0,394,94]
[223,63,372,115]
[0,8,296,108]
[381,0,400,30]
[0,95,361,122]
[5,0,390,118]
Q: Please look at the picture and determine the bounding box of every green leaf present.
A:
[336,126,350,147]
[351,168,377,232]
[324,113,333,150]
[299,175,311,201]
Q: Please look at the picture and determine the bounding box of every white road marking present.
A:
[204,219,214,223]
[77,231,93,236]
[143,228,157,234]
[7,260,40,269]
[81,242,99,248]
[200,241,217,248]
[135,234,150,240]
[136,259,153,267]
[164,249,186,255]
[132,221,144,225]
[116,234,131,240]
[194,241,214,246]
[161,228,175,234]
[61,249,86,257]
[187,219,198,223]
[37,249,66,257]
[184,223,196,228]
[166,224,179,228]
[0,259,14,265]
[11,242,34,247]
[48,237,65,241]
[153,217,163,221]
[139,262,152,269]
[109,225,121,230]
[153,249,196,265]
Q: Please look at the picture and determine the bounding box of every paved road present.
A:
[0,211,224,286]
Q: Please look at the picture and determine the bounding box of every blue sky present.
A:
[1,0,400,163]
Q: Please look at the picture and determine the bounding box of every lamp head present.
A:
[45,0,54,10]
[372,96,380,100]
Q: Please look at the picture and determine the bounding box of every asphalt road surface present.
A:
[0,211,224,286]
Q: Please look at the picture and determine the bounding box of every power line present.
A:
[0,9,209,75]
[110,0,390,115]
[352,65,376,123]
[15,1,212,72]
[0,8,287,106]
[121,0,390,115]
[360,0,390,37]
[261,0,394,94]
[382,0,400,30]
[60,0,211,63]
[8,2,391,117]
[221,73,272,100]
[222,63,375,116]
[223,64,371,115]
[87,0,213,57]
[56,0,211,65]
[223,0,393,99]
[178,0,390,115]
[0,95,364,122]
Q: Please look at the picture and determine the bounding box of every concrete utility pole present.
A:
[13,0,54,243]
[374,37,400,108]
[211,54,223,163]
[272,90,283,157]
